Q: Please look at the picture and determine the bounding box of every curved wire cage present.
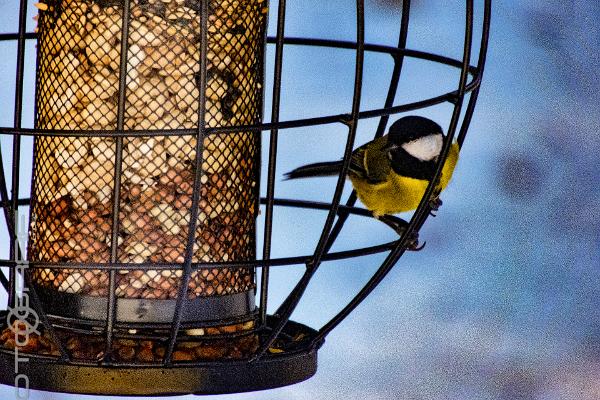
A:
[0,0,491,396]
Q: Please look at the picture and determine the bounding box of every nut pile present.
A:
[28,0,267,300]
[0,320,259,362]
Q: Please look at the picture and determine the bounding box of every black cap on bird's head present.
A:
[387,116,444,145]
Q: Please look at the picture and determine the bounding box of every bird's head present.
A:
[385,116,444,162]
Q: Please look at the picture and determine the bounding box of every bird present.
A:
[284,116,459,246]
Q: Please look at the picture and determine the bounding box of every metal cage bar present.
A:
[104,0,133,363]
[163,0,210,365]
[411,0,475,232]
[0,151,13,293]
[457,0,492,148]
[320,0,412,259]
[253,0,366,361]
[7,0,29,310]
[259,0,288,330]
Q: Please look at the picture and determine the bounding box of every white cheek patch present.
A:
[401,133,443,161]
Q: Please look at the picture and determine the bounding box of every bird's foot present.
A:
[374,214,424,251]
[429,196,443,217]
[404,230,426,251]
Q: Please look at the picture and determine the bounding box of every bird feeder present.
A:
[0,0,491,396]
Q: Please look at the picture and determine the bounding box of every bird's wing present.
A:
[348,147,369,179]
[351,139,390,184]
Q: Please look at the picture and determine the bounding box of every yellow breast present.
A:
[349,142,459,216]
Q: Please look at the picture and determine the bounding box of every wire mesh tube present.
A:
[28,0,266,313]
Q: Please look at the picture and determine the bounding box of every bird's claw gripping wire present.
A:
[428,195,443,217]
[406,233,426,251]
[375,214,425,251]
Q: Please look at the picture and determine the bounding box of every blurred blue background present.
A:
[1,0,599,399]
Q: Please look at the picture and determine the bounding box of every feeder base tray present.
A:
[0,319,319,395]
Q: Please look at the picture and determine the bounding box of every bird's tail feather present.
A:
[284,160,343,180]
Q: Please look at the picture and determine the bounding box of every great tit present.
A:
[285,116,459,237]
